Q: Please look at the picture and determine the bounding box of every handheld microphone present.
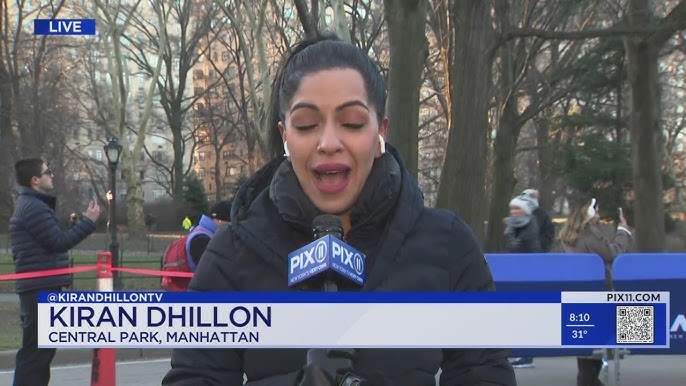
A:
[314,215,343,292]
[288,215,368,386]
[287,215,366,291]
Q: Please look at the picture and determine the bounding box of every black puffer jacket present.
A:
[504,216,542,254]
[10,187,96,293]
[533,208,555,252]
[163,148,516,386]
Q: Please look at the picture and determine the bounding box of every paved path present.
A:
[0,293,17,303]
[0,355,685,385]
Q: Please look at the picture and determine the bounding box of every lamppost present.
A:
[104,137,123,289]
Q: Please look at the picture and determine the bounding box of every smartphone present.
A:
[618,207,623,217]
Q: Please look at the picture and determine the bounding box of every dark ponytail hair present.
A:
[266,33,387,159]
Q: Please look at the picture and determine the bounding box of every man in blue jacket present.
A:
[10,158,100,386]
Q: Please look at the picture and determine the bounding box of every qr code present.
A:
[616,306,654,344]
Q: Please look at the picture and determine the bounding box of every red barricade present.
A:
[0,261,194,281]
[91,251,116,386]
[0,250,193,385]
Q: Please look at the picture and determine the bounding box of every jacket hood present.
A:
[196,214,218,234]
[230,144,425,290]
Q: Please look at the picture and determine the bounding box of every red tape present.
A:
[112,267,194,278]
[0,265,100,281]
[0,264,194,281]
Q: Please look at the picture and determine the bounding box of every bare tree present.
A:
[349,0,386,55]
[0,0,85,227]
[484,0,601,251]
[504,0,686,250]
[86,0,168,238]
[331,0,351,42]
[0,65,13,228]
[217,0,271,170]
[293,0,321,38]
[383,0,427,179]
[623,0,686,251]
[662,46,686,218]
[435,0,496,241]
[0,0,19,228]
[126,0,217,202]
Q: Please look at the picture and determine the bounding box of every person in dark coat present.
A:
[503,194,541,369]
[521,189,555,252]
[10,158,100,386]
[504,194,542,255]
[162,33,516,386]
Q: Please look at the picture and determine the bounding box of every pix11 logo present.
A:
[34,19,96,36]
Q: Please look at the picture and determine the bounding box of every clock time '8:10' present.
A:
[569,313,591,322]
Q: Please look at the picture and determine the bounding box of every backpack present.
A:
[160,226,213,291]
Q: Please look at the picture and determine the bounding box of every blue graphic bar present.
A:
[38,291,562,303]
[34,19,96,35]
[561,303,668,347]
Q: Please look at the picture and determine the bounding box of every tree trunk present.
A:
[623,1,665,251]
[123,160,146,239]
[235,56,261,172]
[294,0,318,38]
[214,140,222,203]
[247,0,270,160]
[170,105,185,200]
[331,0,351,42]
[0,59,15,229]
[221,1,269,164]
[535,114,556,211]
[383,0,427,179]
[485,30,518,252]
[436,0,493,241]
[108,25,147,240]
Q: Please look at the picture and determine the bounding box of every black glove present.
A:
[297,349,366,386]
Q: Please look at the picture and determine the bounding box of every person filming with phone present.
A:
[10,158,101,386]
[559,198,633,385]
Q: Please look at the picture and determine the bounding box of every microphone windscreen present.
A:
[312,214,343,237]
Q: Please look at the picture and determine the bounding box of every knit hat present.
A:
[209,200,232,222]
[509,195,537,216]
[521,189,540,209]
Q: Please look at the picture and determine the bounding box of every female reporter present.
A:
[163,33,515,386]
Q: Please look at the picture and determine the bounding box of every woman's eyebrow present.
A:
[290,100,369,114]
[336,100,369,112]
[290,102,319,114]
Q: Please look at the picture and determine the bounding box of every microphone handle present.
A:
[323,278,337,292]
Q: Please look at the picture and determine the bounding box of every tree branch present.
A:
[293,0,317,38]
[503,24,676,41]
[648,0,686,47]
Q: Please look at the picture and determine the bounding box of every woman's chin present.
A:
[310,197,353,216]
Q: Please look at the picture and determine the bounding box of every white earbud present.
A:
[283,141,290,157]
[378,134,386,154]
[587,198,597,218]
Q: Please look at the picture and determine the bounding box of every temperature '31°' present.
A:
[572,329,589,339]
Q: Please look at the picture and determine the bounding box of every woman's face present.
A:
[509,206,526,217]
[278,69,388,216]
